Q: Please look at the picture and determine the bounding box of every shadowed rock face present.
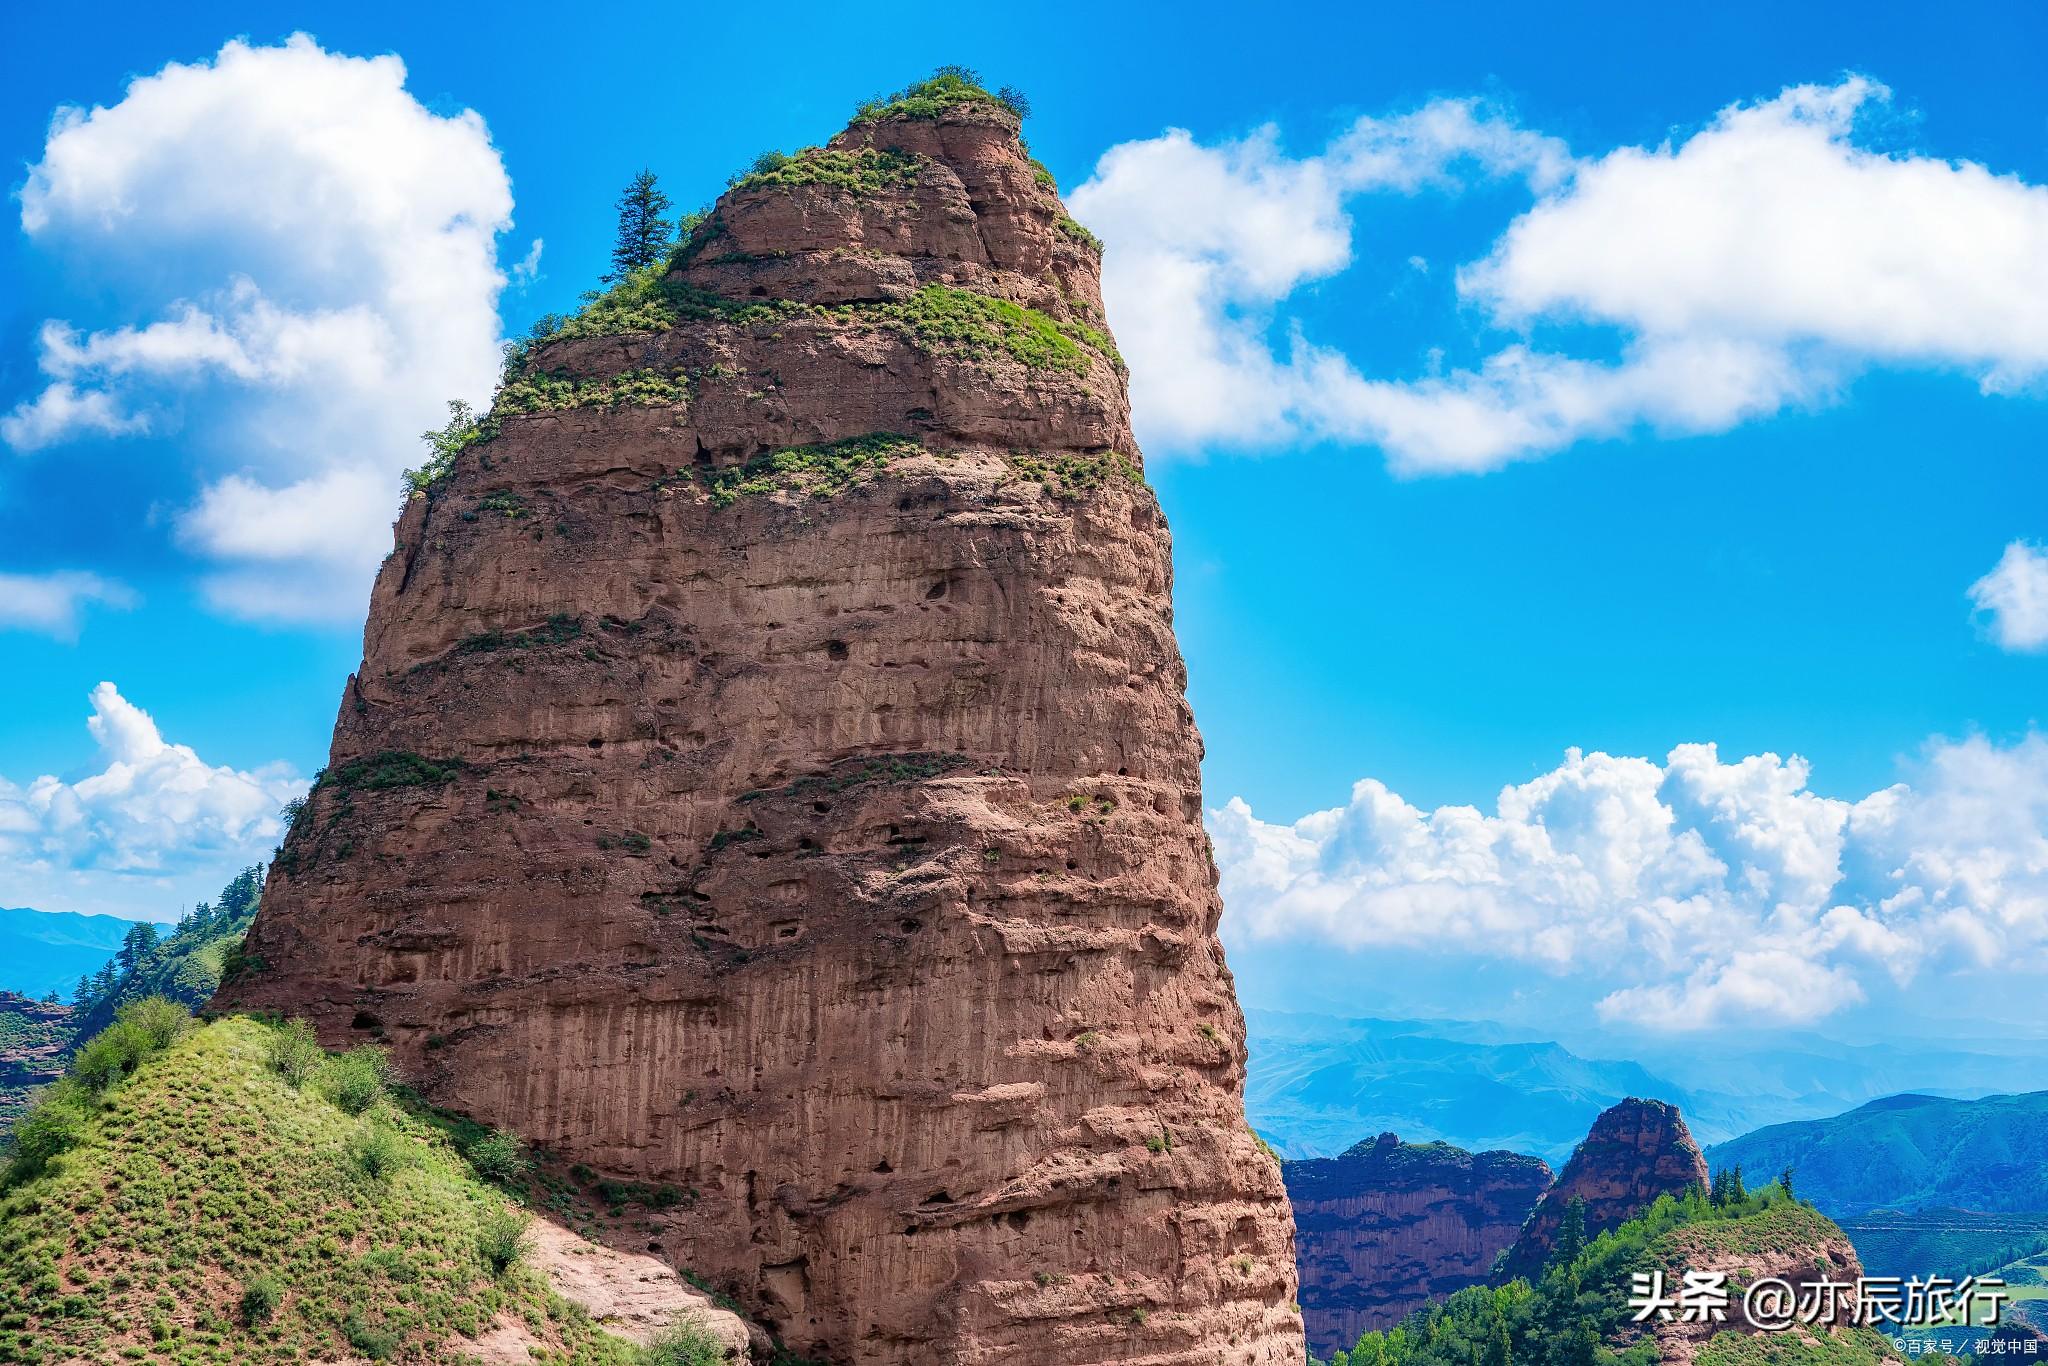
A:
[1498,1098,1710,1283]
[216,96,1302,1366]
[1285,1134,1552,1359]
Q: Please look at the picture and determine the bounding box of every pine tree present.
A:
[605,170,674,282]
[1551,1195,1588,1268]
[115,922,160,978]
[1484,1316,1513,1366]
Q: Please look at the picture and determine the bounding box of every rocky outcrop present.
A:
[216,84,1302,1366]
[1498,1098,1709,1283]
[0,993,73,1135]
[1284,1133,1551,1358]
[467,1217,764,1363]
[1636,1207,1864,1366]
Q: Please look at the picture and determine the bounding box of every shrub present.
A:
[643,1322,726,1365]
[2,1083,90,1187]
[116,997,191,1051]
[348,1122,406,1180]
[343,1312,402,1360]
[238,1275,281,1326]
[466,1128,531,1186]
[71,1022,152,1094]
[266,1019,324,1088]
[477,1205,531,1275]
[321,1046,390,1116]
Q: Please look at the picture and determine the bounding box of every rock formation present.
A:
[1284,1133,1551,1358]
[217,78,1302,1365]
[1637,1210,1864,1366]
[0,992,73,1135]
[1498,1097,1710,1283]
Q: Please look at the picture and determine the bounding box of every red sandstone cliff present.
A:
[1498,1098,1710,1283]
[1284,1133,1551,1359]
[216,82,1302,1365]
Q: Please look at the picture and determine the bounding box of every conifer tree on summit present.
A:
[605,169,673,281]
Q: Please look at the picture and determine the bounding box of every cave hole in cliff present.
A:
[587,737,603,749]
[825,640,849,661]
[898,918,923,934]
[925,579,948,600]
[1004,1211,1031,1231]
[812,800,831,813]
[350,1011,382,1032]
[873,1158,893,1174]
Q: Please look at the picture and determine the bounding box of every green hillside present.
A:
[0,868,268,1144]
[1835,1208,2048,1284]
[0,1009,662,1364]
[67,866,266,1041]
[1706,1092,2048,1217]
[1318,1183,1901,1366]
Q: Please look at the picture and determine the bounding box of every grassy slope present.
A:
[0,1016,644,1365]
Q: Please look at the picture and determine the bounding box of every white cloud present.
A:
[1211,735,2048,1031]
[1072,77,2048,472]
[0,382,149,451]
[1969,541,2048,652]
[0,571,136,639]
[5,35,514,621]
[0,683,306,917]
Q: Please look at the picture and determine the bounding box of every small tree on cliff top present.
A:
[606,169,674,282]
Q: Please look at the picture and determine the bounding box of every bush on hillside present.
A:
[268,1017,324,1087]
[240,1274,283,1326]
[467,1127,531,1186]
[348,1121,407,1180]
[644,1322,727,1365]
[1,1082,89,1187]
[322,1045,391,1115]
[477,1204,531,1275]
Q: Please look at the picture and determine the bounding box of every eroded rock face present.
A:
[1284,1133,1552,1359]
[1498,1098,1710,1283]
[217,98,1302,1366]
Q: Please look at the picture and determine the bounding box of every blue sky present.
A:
[2,2,2044,1048]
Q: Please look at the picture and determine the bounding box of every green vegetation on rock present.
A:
[728,146,924,196]
[699,433,923,508]
[1056,215,1103,254]
[1320,1183,1899,1366]
[320,751,464,794]
[1005,449,1144,498]
[0,1012,649,1364]
[860,283,1120,373]
[851,66,1029,124]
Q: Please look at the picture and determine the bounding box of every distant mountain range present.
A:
[0,906,137,999]
[1244,1008,2048,1166]
[1705,1091,2048,1217]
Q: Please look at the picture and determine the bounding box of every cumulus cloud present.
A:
[1969,541,2048,652]
[1072,77,2048,472]
[0,571,136,639]
[0,684,305,915]
[5,35,514,621]
[1210,736,2048,1031]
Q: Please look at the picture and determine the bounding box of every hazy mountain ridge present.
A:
[0,906,138,999]
[1246,1008,2048,1166]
